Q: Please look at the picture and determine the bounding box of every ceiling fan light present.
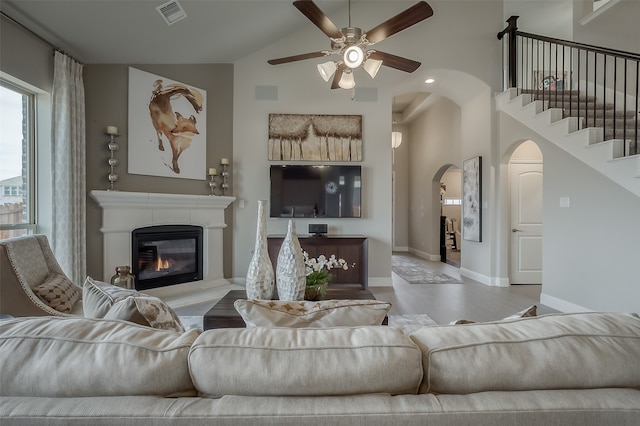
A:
[343,46,364,69]
[392,131,403,149]
[338,70,355,89]
[363,58,383,78]
[317,61,337,82]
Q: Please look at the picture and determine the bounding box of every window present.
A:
[443,198,462,206]
[0,81,36,239]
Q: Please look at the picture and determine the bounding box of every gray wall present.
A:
[84,64,234,280]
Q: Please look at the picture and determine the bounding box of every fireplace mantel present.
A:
[90,190,235,286]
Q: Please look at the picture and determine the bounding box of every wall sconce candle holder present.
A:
[220,158,230,196]
[106,128,120,191]
[207,168,218,196]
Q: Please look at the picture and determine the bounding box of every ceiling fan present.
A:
[268,0,434,90]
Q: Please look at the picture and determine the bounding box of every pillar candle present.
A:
[208,167,217,176]
[220,158,230,165]
[106,126,118,135]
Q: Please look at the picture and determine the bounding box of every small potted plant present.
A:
[303,251,352,300]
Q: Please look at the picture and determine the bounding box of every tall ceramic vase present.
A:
[245,200,274,300]
[276,219,306,301]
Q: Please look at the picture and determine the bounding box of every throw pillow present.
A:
[33,272,81,313]
[82,276,185,332]
[234,299,391,328]
[106,295,185,332]
[449,305,537,325]
[82,276,140,318]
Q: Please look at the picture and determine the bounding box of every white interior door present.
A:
[509,163,543,284]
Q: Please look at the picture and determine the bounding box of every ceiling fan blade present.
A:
[368,51,421,73]
[331,64,346,89]
[268,51,330,65]
[364,1,433,45]
[293,0,344,39]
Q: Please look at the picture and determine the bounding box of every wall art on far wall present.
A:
[268,114,362,161]
[462,156,482,242]
[128,67,207,180]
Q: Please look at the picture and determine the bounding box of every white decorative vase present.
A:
[245,200,275,300]
[276,219,306,301]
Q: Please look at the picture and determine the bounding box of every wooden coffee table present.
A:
[203,286,386,329]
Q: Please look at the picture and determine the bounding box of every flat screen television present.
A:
[270,165,362,218]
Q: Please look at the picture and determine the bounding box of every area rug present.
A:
[388,314,438,334]
[392,255,463,284]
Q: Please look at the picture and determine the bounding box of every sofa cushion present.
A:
[0,316,200,397]
[83,277,184,332]
[32,272,81,313]
[410,312,640,394]
[234,299,391,328]
[189,326,423,397]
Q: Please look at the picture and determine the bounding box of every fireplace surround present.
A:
[90,190,235,290]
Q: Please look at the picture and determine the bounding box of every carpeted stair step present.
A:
[604,128,640,141]
[563,108,638,119]
[547,100,615,110]
[521,89,583,97]
[592,117,640,127]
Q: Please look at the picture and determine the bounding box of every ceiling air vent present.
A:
[156,0,187,25]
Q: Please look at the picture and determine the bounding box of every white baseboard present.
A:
[459,268,509,287]
[540,293,591,313]
[409,248,440,261]
[393,246,409,252]
[367,277,392,287]
[229,277,246,286]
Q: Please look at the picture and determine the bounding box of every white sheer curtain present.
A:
[51,51,86,283]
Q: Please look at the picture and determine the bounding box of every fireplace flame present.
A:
[155,254,171,272]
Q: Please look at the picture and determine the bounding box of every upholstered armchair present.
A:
[0,234,83,317]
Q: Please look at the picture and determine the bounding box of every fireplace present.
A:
[132,225,204,291]
[90,190,234,287]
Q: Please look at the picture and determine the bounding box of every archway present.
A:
[440,165,462,267]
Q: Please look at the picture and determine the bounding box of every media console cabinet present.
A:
[267,235,368,289]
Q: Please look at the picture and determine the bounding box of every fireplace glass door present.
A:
[132,225,203,290]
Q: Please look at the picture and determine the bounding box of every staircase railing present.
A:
[498,16,640,157]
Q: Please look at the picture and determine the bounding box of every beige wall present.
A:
[84,64,234,279]
[393,123,409,251]
[407,96,462,260]
[499,112,640,312]
[231,2,503,285]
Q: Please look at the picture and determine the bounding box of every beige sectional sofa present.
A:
[1,312,639,425]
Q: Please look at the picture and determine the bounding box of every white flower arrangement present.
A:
[303,251,352,299]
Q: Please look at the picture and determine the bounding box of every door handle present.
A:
[512,228,522,233]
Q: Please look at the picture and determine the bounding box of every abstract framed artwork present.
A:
[268,114,362,161]
[128,67,207,180]
[462,156,482,242]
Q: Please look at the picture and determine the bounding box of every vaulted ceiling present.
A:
[1,1,362,64]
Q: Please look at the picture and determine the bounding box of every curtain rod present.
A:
[1,11,84,65]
